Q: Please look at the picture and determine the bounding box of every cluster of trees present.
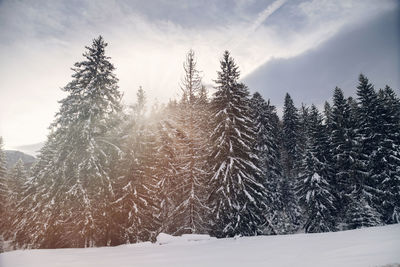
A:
[0,36,399,250]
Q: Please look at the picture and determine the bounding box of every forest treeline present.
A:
[0,36,399,250]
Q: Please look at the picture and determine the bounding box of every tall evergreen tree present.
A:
[114,87,161,244]
[297,105,336,233]
[375,86,400,223]
[342,75,382,228]
[162,50,210,235]
[281,95,303,231]
[355,75,380,198]
[352,74,382,225]
[330,87,357,221]
[250,93,281,234]
[155,115,180,234]
[13,36,123,248]
[208,51,267,237]
[282,93,302,179]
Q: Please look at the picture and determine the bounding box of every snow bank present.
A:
[1,224,400,267]
[156,233,216,245]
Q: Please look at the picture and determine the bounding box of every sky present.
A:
[0,0,399,150]
[244,4,400,109]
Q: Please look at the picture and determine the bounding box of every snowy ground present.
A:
[1,224,399,267]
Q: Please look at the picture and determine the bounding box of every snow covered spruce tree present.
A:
[113,87,161,243]
[282,93,302,178]
[346,74,382,227]
[0,159,29,246]
[208,51,268,237]
[280,93,303,229]
[329,87,358,221]
[10,134,57,248]
[297,105,336,233]
[355,75,381,198]
[340,75,382,229]
[7,159,28,200]
[375,86,400,224]
[155,112,181,234]
[161,50,210,235]
[346,195,382,229]
[251,92,288,234]
[13,36,123,248]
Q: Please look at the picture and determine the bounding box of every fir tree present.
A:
[339,75,384,229]
[208,51,267,237]
[113,86,161,244]
[297,105,336,233]
[250,93,281,234]
[7,159,27,205]
[14,36,123,248]
[156,116,180,234]
[282,93,302,178]
[11,133,59,248]
[4,159,28,241]
[346,194,381,229]
[376,86,400,223]
[162,50,210,235]
[354,74,382,220]
[330,87,357,221]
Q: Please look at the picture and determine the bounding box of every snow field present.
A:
[1,224,399,267]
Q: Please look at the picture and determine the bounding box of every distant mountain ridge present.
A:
[4,150,36,170]
[13,142,44,157]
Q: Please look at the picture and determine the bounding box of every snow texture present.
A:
[156,233,215,245]
[1,224,399,267]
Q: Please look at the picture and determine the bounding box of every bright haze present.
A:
[0,0,399,150]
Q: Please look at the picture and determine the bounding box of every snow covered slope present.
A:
[1,224,399,267]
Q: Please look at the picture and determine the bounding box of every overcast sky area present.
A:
[0,0,399,151]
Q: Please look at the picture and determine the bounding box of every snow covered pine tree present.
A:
[282,93,303,179]
[297,105,336,233]
[250,92,284,234]
[113,86,161,244]
[208,51,268,237]
[162,50,210,235]
[12,36,123,248]
[345,74,382,228]
[375,86,400,224]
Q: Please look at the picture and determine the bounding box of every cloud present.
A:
[0,0,397,147]
[249,0,287,32]
[244,6,400,111]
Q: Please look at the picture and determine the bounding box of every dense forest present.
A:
[0,36,399,250]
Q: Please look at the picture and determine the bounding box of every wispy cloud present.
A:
[249,0,287,32]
